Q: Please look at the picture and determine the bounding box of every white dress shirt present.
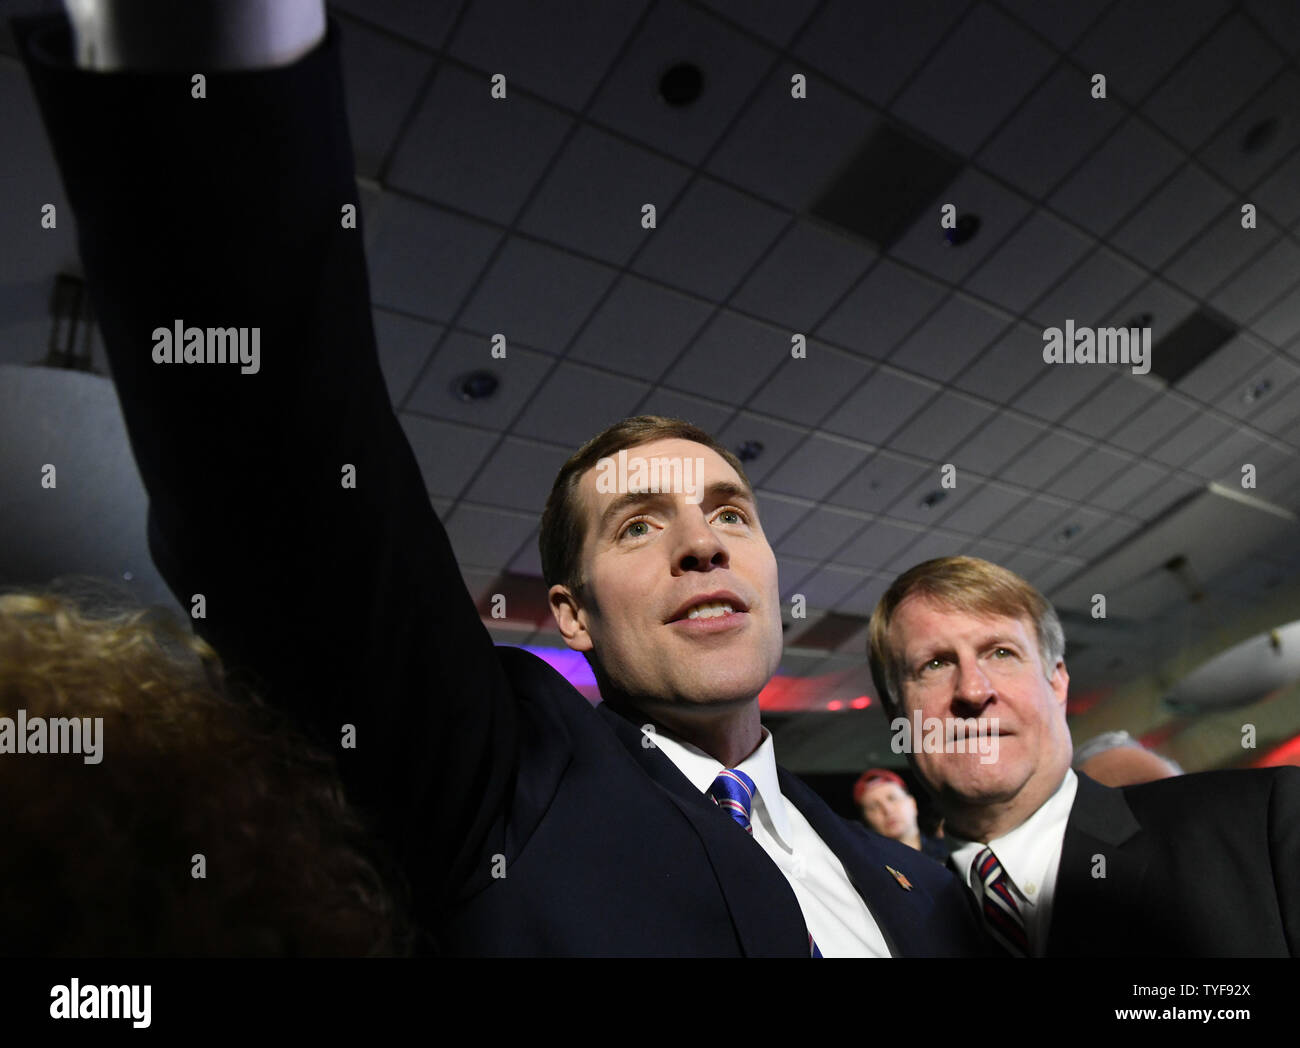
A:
[948,769,1079,957]
[643,725,891,958]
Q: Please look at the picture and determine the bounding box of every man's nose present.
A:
[951,655,994,715]
[674,511,728,572]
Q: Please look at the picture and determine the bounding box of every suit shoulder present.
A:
[1118,767,1293,815]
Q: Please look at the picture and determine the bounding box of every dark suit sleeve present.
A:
[1267,767,1300,955]
[15,15,517,925]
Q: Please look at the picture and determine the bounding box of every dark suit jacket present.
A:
[1046,769,1300,957]
[17,15,983,956]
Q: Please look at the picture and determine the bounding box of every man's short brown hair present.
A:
[538,415,754,594]
[867,556,1065,713]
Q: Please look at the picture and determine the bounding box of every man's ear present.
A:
[549,584,593,652]
[1050,659,1070,709]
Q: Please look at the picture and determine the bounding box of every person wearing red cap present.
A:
[854,769,950,863]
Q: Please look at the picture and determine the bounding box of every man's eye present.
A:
[923,658,945,671]
[715,507,746,525]
[622,519,650,539]
[992,647,1014,658]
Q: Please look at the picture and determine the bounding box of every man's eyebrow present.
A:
[597,490,673,533]
[703,481,756,506]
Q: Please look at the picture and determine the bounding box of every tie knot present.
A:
[708,769,756,833]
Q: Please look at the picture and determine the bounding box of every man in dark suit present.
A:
[867,555,1300,957]
[16,4,983,956]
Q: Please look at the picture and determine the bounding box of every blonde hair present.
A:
[0,585,403,956]
[868,557,1065,713]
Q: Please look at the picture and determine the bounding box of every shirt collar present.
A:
[949,769,1078,902]
[640,724,795,850]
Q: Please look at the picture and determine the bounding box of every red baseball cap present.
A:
[853,768,905,805]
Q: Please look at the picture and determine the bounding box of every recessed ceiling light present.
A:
[919,490,946,509]
[1057,523,1082,543]
[452,370,499,402]
[659,62,704,107]
[943,213,981,247]
[736,439,765,463]
[1242,117,1278,154]
[1242,377,1273,404]
[1127,312,1154,328]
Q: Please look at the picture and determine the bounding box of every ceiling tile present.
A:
[709,66,876,211]
[752,490,815,547]
[1244,0,1300,57]
[1209,236,1300,324]
[1044,444,1135,501]
[1001,429,1092,489]
[1108,163,1233,271]
[1048,117,1184,238]
[1027,247,1147,329]
[883,528,968,573]
[952,323,1045,405]
[330,0,460,49]
[373,309,442,407]
[1186,427,1260,479]
[1086,459,1171,513]
[836,518,927,571]
[1163,206,1280,299]
[1252,148,1300,227]
[638,388,735,436]
[791,564,873,612]
[1143,14,1283,152]
[518,125,693,266]
[821,367,938,445]
[447,0,648,110]
[833,575,890,618]
[399,414,494,498]
[889,167,1034,284]
[828,451,928,515]
[793,0,966,107]
[1195,71,1300,191]
[405,331,553,427]
[731,221,874,330]
[512,361,650,446]
[955,413,1050,478]
[963,211,1092,314]
[1073,0,1232,104]
[889,293,1011,376]
[817,259,948,358]
[367,196,500,323]
[990,493,1073,546]
[747,344,874,426]
[463,435,571,513]
[1213,355,1300,420]
[715,411,810,487]
[632,178,788,300]
[1111,277,1198,345]
[461,238,618,351]
[1250,378,1300,438]
[996,0,1111,51]
[337,15,433,179]
[1011,356,1112,422]
[1148,412,1233,469]
[444,503,537,570]
[1105,393,1200,455]
[1252,288,1300,349]
[978,65,1123,199]
[1172,332,1271,402]
[936,479,1027,536]
[387,64,573,224]
[698,0,820,47]
[589,0,776,165]
[891,4,1057,157]
[661,311,789,407]
[886,474,978,526]
[887,390,994,461]
[1061,374,1161,440]
[761,433,869,500]
[775,505,868,560]
[568,275,714,382]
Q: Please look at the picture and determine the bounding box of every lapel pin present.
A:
[886,865,913,891]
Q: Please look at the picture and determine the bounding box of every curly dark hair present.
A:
[0,586,406,956]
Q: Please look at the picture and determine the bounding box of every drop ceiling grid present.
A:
[327,2,1300,644]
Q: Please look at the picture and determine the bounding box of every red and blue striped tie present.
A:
[972,846,1029,957]
[708,769,822,958]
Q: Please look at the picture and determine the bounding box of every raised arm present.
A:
[15,5,518,926]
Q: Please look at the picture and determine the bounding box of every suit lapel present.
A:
[595,704,810,956]
[1047,772,1150,955]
